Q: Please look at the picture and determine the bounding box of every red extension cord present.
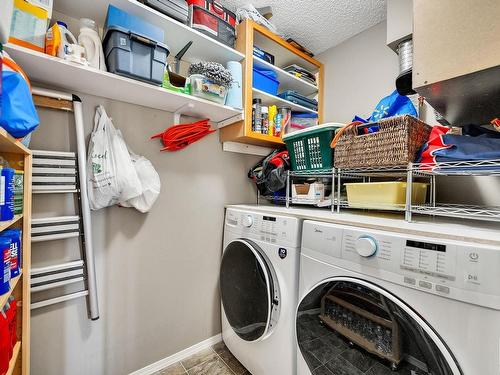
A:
[151,119,216,151]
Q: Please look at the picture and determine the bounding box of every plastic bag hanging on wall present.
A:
[87,105,141,210]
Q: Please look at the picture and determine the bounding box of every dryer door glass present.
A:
[220,239,274,342]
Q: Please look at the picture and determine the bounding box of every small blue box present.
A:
[253,67,279,95]
[104,5,165,43]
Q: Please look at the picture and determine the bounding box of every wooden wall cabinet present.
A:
[220,20,324,148]
[0,129,32,375]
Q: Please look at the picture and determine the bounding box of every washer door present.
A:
[220,239,277,342]
[296,278,462,375]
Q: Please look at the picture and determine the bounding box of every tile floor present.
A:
[297,313,428,375]
[153,342,250,375]
[154,313,429,375]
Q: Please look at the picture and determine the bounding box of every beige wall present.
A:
[30,93,259,375]
[318,21,399,123]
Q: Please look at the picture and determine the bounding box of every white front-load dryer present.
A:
[221,208,301,375]
[296,220,500,375]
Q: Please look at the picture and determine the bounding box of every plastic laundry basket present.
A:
[283,123,344,171]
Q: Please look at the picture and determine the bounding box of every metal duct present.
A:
[396,39,416,95]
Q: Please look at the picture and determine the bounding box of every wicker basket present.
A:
[333,115,432,169]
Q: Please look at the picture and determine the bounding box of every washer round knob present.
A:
[242,215,253,228]
[355,236,378,257]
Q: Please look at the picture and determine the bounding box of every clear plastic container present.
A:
[188,74,228,105]
[345,181,428,210]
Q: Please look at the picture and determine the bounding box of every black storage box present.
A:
[103,26,170,86]
[139,0,189,24]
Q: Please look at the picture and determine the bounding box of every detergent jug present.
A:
[78,18,106,71]
[45,21,78,60]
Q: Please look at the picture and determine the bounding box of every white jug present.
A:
[78,18,106,71]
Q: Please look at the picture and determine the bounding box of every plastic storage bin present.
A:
[345,181,428,210]
[187,0,236,47]
[253,67,279,95]
[105,5,164,42]
[278,90,318,111]
[103,26,169,85]
[283,123,343,171]
[189,74,228,104]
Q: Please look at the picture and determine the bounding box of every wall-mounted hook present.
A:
[174,103,195,125]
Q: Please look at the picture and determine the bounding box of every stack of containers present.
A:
[102,5,170,86]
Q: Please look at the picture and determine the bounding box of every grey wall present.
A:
[30,94,259,375]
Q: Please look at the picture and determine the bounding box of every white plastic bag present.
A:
[87,106,141,210]
[120,153,161,213]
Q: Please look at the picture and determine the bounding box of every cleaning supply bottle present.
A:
[268,105,277,136]
[0,236,11,296]
[78,18,106,71]
[46,21,78,59]
[45,21,63,56]
[0,168,15,221]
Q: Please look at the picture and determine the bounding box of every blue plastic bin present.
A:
[105,5,165,43]
[253,67,279,95]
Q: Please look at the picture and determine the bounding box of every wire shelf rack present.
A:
[411,159,500,176]
[255,159,500,223]
[411,204,500,222]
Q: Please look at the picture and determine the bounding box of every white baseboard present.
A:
[129,333,222,375]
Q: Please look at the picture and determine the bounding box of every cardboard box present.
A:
[9,0,49,52]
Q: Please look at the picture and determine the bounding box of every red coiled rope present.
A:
[151,119,216,151]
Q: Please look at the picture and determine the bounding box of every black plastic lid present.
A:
[253,98,262,104]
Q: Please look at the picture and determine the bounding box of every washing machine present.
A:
[296,220,500,375]
[220,208,301,375]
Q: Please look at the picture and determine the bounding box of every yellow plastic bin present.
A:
[345,182,428,210]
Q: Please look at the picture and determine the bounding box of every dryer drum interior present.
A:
[220,239,279,342]
[297,279,461,375]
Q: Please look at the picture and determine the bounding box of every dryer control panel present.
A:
[302,220,500,310]
[225,208,301,247]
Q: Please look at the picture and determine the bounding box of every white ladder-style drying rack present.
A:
[29,87,99,320]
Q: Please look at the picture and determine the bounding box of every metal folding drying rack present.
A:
[257,159,500,223]
[30,87,99,320]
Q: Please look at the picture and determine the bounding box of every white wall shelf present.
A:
[252,88,318,114]
[253,57,318,96]
[52,0,245,65]
[6,44,243,126]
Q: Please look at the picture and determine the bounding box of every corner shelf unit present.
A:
[4,0,247,128]
[220,20,324,147]
[258,160,500,224]
[0,128,32,375]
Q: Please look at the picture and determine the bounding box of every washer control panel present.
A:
[225,208,300,247]
[302,220,500,309]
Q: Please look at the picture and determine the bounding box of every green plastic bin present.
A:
[283,123,344,171]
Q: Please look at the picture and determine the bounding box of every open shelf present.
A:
[0,129,30,155]
[6,341,21,375]
[253,57,318,96]
[252,23,320,73]
[252,88,318,114]
[0,215,23,233]
[0,273,22,311]
[5,44,243,126]
[52,0,244,65]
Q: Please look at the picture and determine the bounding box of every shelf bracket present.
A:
[173,103,195,125]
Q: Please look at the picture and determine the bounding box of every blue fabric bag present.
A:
[1,52,39,138]
[353,90,417,123]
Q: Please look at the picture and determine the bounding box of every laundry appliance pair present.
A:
[220,207,500,375]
